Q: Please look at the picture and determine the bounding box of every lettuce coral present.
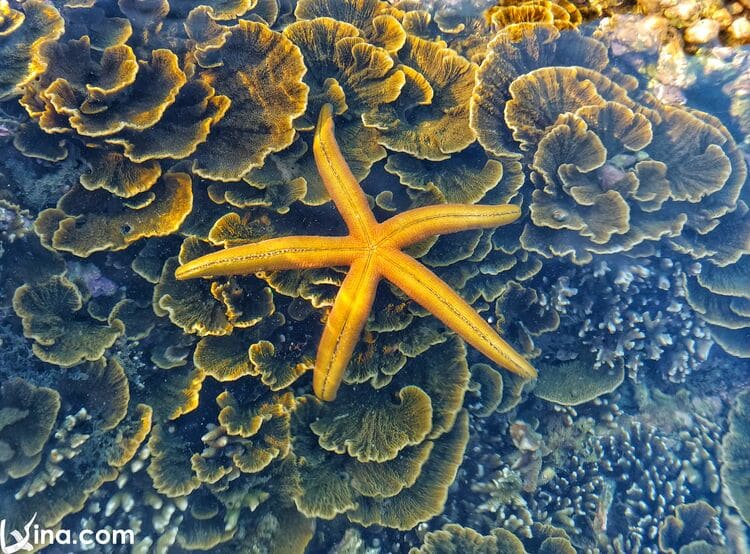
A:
[190,19,309,180]
[0,364,151,532]
[12,275,124,366]
[658,501,725,554]
[679,186,750,358]
[2,0,749,550]
[471,23,747,265]
[721,389,750,526]
[35,171,193,256]
[0,378,60,482]
[412,522,577,553]
[0,0,64,100]
[291,338,471,528]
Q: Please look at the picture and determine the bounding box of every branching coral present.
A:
[2,0,749,551]
[594,418,724,552]
[0,197,63,303]
[539,257,714,384]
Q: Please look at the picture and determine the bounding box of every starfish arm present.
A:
[378,248,537,380]
[377,204,522,248]
[174,236,362,280]
[314,103,378,241]
[314,255,380,401]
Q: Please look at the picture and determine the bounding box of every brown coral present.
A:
[194,386,294,475]
[363,34,476,160]
[21,38,186,139]
[294,0,405,53]
[310,385,433,462]
[721,389,750,526]
[0,378,60,482]
[107,80,231,163]
[147,423,201,498]
[79,149,162,198]
[470,22,747,266]
[0,0,64,100]
[470,24,608,158]
[534,355,625,406]
[154,237,276,337]
[12,275,123,367]
[191,19,309,181]
[283,17,404,126]
[347,410,469,530]
[35,171,193,256]
[485,0,582,34]
[290,338,471,528]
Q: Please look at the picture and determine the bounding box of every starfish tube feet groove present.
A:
[176,103,537,401]
[377,248,537,381]
[314,255,380,401]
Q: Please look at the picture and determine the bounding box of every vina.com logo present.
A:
[0,513,34,554]
[0,514,135,552]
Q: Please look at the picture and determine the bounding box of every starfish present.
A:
[176,104,537,401]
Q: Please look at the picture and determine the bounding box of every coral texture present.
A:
[0,0,748,551]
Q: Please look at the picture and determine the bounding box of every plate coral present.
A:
[0,0,749,551]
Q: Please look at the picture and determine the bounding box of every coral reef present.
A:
[472,23,746,265]
[12,275,124,367]
[539,257,715,384]
[721,389,750,526]
[594,417,724,552]
[0,0,748,551]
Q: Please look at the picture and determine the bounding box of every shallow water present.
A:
[1,0,749,552]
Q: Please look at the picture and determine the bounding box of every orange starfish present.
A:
[176,104,536,401]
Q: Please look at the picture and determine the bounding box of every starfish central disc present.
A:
[176,104,537,401]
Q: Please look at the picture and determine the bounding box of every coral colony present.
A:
[0,0,749,552]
